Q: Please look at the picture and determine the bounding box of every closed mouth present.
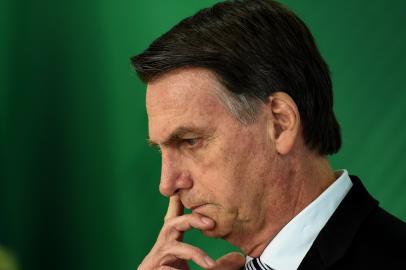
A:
[190,203,208,211]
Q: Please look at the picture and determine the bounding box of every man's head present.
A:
[132,0,341,155]
[132,0,341,254]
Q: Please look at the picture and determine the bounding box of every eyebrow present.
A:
[147,126,207,148]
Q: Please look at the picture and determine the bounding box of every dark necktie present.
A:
[244,257,274,270]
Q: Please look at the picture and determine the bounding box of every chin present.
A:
[201,224,231,238]
[199,213,235,238]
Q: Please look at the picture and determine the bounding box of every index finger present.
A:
[164,196,184,221]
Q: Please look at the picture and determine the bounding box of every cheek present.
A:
[189,124,270,206]
[220,133,272,207]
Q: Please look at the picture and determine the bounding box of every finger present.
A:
[164,196,184,221]
[213,252,245,270]
[173,214,215,232]
[162,214,215,239]
[164,242,216,269]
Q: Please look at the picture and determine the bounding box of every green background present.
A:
[1,1,405,270]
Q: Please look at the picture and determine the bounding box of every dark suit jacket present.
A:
[298,175,406,269]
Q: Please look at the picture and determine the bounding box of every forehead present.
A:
[146,68,221,111]
[146,68,230,141]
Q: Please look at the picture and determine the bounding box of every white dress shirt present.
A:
[246,169,353,270]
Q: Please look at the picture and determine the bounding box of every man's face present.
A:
[146,68,280,241]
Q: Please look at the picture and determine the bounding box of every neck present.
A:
[230,152,336,257]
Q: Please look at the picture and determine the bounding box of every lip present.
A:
[190,203,208,211]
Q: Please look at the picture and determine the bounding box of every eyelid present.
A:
[147,141,162,152]
[152,145,162,152]
[182,137,202,148]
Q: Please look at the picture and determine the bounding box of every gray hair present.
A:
[211,78,263,125]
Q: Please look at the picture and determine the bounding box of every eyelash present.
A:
[182,138,200,148]
[151,138,202,153]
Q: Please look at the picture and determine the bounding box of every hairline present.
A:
[148,67,264,125]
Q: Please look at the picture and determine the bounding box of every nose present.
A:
[159,149,193,197]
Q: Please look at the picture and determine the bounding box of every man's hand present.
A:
[137,196,246,270]
[213,252,246,270]
[138,196,217,270]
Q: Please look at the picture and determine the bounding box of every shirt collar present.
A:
[246,169,352,270]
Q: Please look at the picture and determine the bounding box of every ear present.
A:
[266,92,300,155]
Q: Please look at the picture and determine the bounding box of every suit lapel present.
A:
[298,175,378,270]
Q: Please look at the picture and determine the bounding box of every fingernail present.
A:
[204,256,215,268]
[201,217,212,224]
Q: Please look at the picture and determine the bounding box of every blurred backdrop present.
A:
[1,0,405,270]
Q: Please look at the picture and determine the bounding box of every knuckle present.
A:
[157,226,179,243]
[163,216,176,227]
[189,246,205,260]
[163,214,172,222]
[160,219,175,234]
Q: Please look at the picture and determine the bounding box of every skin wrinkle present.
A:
[146,67,336,257]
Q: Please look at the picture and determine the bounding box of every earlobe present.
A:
[266,92,300,155]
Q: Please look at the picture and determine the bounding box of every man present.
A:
[131,0,406,269]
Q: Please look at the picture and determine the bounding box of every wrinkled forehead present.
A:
[146,67,223,116]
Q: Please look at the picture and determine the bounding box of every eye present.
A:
[152,145,162,153]
[183,138,200,148]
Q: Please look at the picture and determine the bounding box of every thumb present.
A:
[212,252,245,270]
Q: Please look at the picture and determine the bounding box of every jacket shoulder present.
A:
[335,206,406,268]
[355,206,406,248]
